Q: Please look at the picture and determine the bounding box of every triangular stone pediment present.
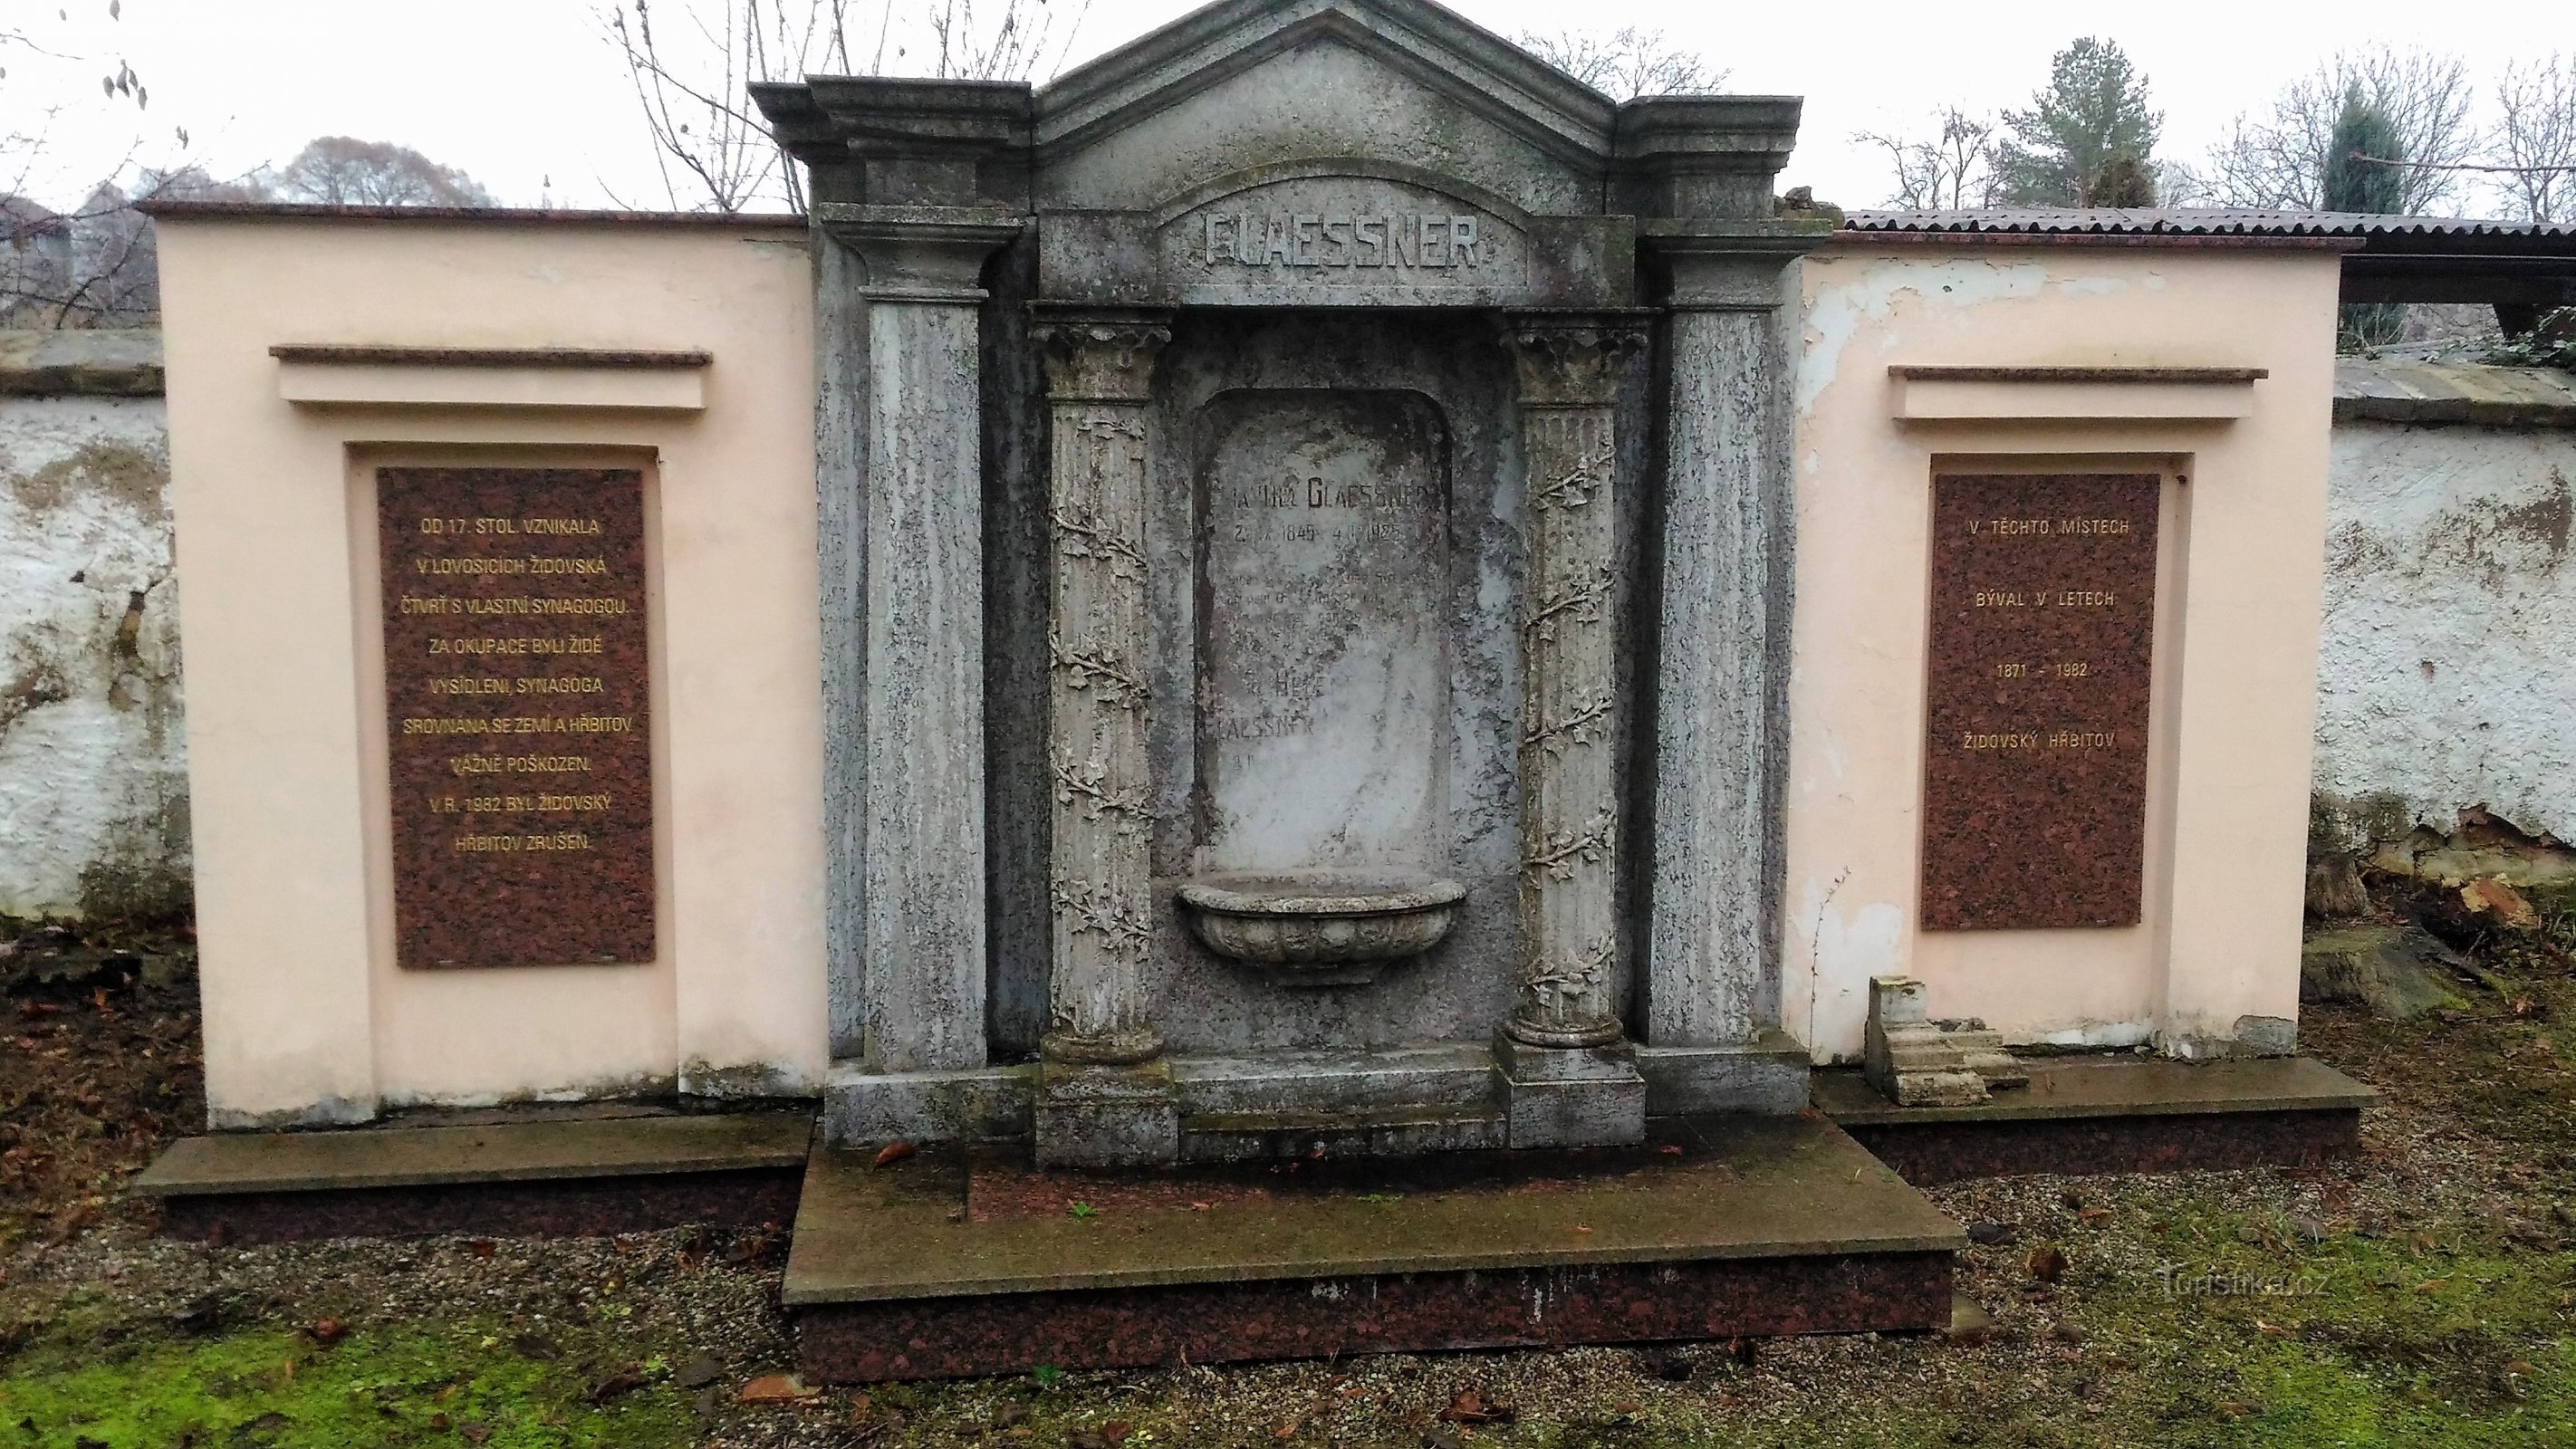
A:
[1033,0,1616,216]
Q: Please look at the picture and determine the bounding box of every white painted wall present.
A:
[2314,419,2576,840]
[0,389,187,921]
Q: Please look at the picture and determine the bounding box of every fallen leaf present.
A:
[1572,1224,1594,1234]
[736,1373,820,1405]
[466,1240,496,1260]
[1440,1390,1514,1425]
[1657,1145,1683,1156]
[2076,1207,2111,1225]
[1101,1421,1135,1445]
[873,1141,916,1169]
[2416,1279,2449,1294]
[1190,1201,1213,1212]
[1271,1415,1302,1440]
[2026,1243,2068,1283]
[2254,1319,2293,1339]
[591,1370,649,1405]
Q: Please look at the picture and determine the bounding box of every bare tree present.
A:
[1856,107,1999,210]
[603,0,864,214]
[1519,27,1725,100]
[1,2,215,328]
[925,0,1087,82]
[2492,53,2576,222]
[2205,50,2476,214]
[603,0,1091,214]
[274,137,495,208]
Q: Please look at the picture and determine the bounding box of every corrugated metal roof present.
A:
[1845,207,2576,239]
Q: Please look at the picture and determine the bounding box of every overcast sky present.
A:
[5,0,2564,215]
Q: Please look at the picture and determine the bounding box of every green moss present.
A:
[0,1322,691,1448]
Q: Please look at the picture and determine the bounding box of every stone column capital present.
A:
[1640,222,1833,312]
[1033,310,1175,403]
[814,203,1025,302]
[1504,312,1651,407]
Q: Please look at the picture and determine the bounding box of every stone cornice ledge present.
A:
[272,343,711,412]
[1890,364,2266,423]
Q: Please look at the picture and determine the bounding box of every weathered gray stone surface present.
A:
[1140,312,1549,1057]
[811,239,872,1059]
[818,206,1024,1075]
[1504,318,1643,1056]
[764,0,1811,1156]
[1642,232,1819,1048]
[825,1063,1035,1147]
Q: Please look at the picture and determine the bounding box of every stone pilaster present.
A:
[816,204,1022,1077]
[1499,314,1649,1147]
[1033,310,1177,1166]
[1640,226,1823,1066]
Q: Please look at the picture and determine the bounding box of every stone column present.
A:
[1033,310,1177,1167]
[816,205,1023,1077]
[1498,313,1649,1148]
[1642,233,1819,1035]
[1636,228,1822,1115]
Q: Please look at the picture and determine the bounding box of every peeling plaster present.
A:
[1797,258,2052,416]
[2315,422,2576,840]
[0,394,186,921]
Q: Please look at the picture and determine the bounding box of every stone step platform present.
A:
[136,1108,812,1243]
[783,1114,1964,1382]
[1813,1055,2377,1185]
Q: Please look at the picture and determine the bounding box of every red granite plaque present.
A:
[1921,474,2160,931]
[380,468,654,967]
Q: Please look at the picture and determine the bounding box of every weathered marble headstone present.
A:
[755,0,1826,1165]
[1196,392,1449,873]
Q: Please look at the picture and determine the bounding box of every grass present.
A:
[0,1320,693,1449]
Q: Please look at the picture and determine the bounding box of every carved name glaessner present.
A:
[1200,212,1489,270]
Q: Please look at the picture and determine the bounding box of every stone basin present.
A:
[1175,871,1468,988]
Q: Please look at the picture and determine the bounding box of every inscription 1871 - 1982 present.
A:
[380,468,655,968]
[1921,474,2161,931]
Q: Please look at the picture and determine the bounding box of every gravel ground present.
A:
[5,899,2572,1447]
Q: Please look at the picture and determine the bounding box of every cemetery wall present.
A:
[1783,242,2343,1061]
[0,331,185,923]
[152,211,830,1125]
[2312,366,2576,845]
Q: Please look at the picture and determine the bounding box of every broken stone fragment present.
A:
[1864,977,1991,1106]
[1864,978,2029,1106]
[2300,926,2468,1021]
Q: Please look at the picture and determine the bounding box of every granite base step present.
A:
[1812,1055,2377,1185]
[783,1113,1964,1381]
[135,1109,812,1243]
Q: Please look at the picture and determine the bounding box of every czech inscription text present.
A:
[380,468,654,967]
[1920,475,2161,931]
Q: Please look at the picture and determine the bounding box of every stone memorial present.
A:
[752,0,1829,1167]
[151,0,2350,1197]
